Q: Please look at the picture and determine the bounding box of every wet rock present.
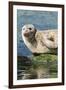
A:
[17,56,32,66]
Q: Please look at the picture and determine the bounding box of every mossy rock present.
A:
[31,54,57,69]
[32,54,57,61]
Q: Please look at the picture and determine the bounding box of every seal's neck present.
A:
[28,35,36,43]
[23,34,37,48]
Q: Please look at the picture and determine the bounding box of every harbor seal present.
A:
[22,24,58,54]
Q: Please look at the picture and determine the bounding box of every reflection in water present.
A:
[17,54,58,80]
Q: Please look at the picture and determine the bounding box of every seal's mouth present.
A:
[24,32,29,37]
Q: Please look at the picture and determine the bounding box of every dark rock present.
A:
[17,56,32,66]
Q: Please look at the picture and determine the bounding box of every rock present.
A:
[17,56,32,66]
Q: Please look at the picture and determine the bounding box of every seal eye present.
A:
[29,28,32,30]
